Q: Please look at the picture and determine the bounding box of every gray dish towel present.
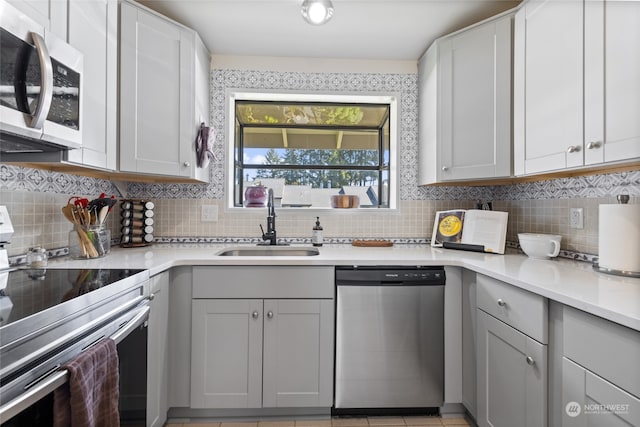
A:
[54,338,120,427]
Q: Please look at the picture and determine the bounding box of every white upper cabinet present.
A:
[119,0,210,182]
[418,12,513,184]
[514,0,640,176]
[7,0,66,38]
[585,0,640,165]
[65,0,118,170]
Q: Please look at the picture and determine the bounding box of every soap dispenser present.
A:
[312,217,323,247]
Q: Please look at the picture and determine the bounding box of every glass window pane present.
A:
[233,97,393,208]
[242,168,382,208]
[243,146,381,167]
[236,102,389,128]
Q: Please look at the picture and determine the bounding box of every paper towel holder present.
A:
[593,193,640,278]
[617,194,630,204]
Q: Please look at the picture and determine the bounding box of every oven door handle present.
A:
[0,304,149,423]
[0,370,68,423]
[110,304,149,344]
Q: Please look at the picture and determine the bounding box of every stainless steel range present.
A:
[0,267,150,425]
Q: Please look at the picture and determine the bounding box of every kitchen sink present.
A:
[216,246,320,256]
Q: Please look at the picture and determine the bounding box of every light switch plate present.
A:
[569,208,584,229]
[201,205,218,222]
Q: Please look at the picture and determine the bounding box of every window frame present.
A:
[226,90,399,211]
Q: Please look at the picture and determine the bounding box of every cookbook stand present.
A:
[119,199,154,248]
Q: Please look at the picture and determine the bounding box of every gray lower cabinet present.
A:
[191,297,334,409]
[562,357,640,427]
[560,305,640,427]
[461,270,477,419]
[477,309,547,427]
[148,272,170,427]
[262,299,334,408]
[191,299,262,408]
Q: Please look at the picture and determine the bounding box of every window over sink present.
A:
[227,91,398,210]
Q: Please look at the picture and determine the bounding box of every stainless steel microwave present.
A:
[0,0,83,153]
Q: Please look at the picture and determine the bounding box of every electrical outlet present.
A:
[569,208,584,229]
[201,205,218,222]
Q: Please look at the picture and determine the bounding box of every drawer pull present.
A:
[267,311,274,319]
[526,356,535,366]
[251,311,259,319]
[497,298,506,307]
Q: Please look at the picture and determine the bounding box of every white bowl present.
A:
[518,233,562,259]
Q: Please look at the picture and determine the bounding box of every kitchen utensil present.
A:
[518,233,561,259]
[98,206,109,225]
[69,225,110,259]
[331,195,359,208]
[62,204,100,258]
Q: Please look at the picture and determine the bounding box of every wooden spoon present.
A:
[98,205,109,225]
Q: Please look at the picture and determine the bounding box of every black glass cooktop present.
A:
[0,268,144,327]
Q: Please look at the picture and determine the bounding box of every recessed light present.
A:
[301,0,334,25]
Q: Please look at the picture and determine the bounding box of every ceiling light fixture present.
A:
[301,0,334,25]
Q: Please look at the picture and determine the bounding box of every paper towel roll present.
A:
[598,203,640,273]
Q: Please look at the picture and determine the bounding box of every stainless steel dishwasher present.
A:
[334,266,445,413]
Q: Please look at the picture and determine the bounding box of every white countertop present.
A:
[49,243,640,332]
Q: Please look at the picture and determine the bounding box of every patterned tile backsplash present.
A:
[1,67,639,258]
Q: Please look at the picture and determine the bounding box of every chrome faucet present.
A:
[260,188,277,245]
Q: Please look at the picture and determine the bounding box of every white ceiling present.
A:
[138,0,521,61]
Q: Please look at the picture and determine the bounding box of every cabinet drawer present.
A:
[476,274,548,343]
[192,266,334,299]
[563,305,640,398]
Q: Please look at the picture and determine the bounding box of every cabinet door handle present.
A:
[183,161,191,167]
[526,356,535,366]
[566,145,581,153]
[149,293,155,301]
[586,141,602,149]
[266,311,274,319]
[251,311,259,319]
[497,298,506,307]
[441,166,449,171]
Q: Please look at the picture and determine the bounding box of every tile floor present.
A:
[165,415,472,427]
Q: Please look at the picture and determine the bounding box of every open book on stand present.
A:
[430,209,509,254]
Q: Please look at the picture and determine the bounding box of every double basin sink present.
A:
[216,246,320,257]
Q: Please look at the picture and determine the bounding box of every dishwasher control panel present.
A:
[336,266,446,285]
